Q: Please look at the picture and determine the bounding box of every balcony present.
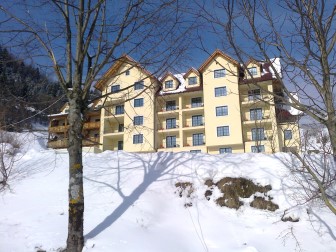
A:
[83,137,100,146]
[242,115,272,125]
[47,139,69,149]
[183,122,205,131]
[48,125,69,133]
[183,141,206,147]
[159,142,181,149]
[104,128,124,136]
[158,124,179,132]
[241,94,270,106]
[244,136,270,142]
[47,137,100,149]
[182,103,204,113]
[49,121,100,133]
[105,111,125,118]
[157,106,179,115]
[83,121,100,130]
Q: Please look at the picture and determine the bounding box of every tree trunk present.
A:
[66,96,84,252]
[326,122,336,161]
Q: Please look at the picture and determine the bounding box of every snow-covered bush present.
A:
[0,130,21,190]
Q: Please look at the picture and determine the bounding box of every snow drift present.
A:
[0,132,335,251]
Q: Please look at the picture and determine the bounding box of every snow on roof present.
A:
[288,93,302,116]
[260,58,282,78]
[159,73,187,95]
[48,112,68,117]
[269,58,282,78]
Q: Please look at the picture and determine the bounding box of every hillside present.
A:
[0,46,64,130]
[0,132,336,252]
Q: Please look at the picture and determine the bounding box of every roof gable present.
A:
[94,54,154,91]
[198,49,239,72]
[183,67,200,78]
[160,72,181,84]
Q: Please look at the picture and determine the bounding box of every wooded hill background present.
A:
[0,46,64,130]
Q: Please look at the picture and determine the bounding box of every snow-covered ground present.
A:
[1,132,336,252]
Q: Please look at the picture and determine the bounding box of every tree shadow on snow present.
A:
[84,151,194,240]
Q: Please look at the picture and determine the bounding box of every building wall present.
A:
[239,80,282,153]
[100,63,158,152]
[49,51,300,154]
[202,55,244,153]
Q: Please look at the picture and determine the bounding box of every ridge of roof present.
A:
[198,49,239,72]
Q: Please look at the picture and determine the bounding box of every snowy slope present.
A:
[1,133,336,252]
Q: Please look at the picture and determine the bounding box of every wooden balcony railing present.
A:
[48,125,69,133]
[49,121,99,133]
[47,139,69,149]
[47,137,100,149]
[83,121,100,130]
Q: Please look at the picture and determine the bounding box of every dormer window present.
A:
[165,80,173,89]
[214,69,226,78]
[111,84,120,93]
[248,67,257,76]
[188,77,197,85]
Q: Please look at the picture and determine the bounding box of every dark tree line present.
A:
[0,45,64,130]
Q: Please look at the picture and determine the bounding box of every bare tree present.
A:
[0,130,21,190]
[0,1,195,250]
[197,0,336,213]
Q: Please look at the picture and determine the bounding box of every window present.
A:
[133,134,143,144]
[115,105,124,115]
[134,98,144,107]
[188,77,197,85]
[248,67,257,76]
[216,106,228,116]
[215,87,227,97]
[248,89,261,101]
[166,136,177,148]
[190,150,201,153]
[111,84,120,93]
[251,128,265,141]
[165,80,173,89]
[214,69,226,78]
[191,97,202,108]
[192,133,204,146]
[284,130,292,140]
[118,124,124,132]
[166,118,176,129]
[166,100,176,111]
[219,147,232,154]
[250,108,263,120]
[134,116,144,125]
[134,81,144,90]
[217,126,230,136]
[192,115,203,126]
[251,145,265,153]
[118,141,123,150]
[125,70,130,76]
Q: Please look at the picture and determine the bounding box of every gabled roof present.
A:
[183,67,200,78]
[60,102,69,112]
[198,49,239,72]
[245,58,262,66]
[160,72,181,84]
[94,54,155,91]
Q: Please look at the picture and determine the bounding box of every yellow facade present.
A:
[95,56,159,152]
[48,50,301,154]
